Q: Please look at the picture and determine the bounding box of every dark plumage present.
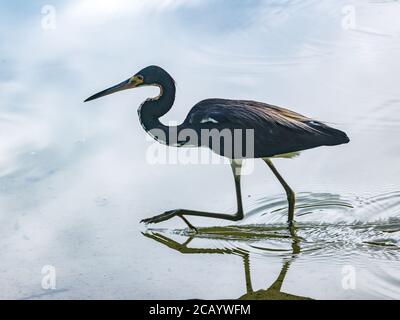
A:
[184,98,349,158]
[85,65,350,228]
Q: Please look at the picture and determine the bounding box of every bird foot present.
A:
[141,209,198,232]
[141,209,179,225]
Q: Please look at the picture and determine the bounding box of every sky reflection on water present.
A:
[1,0,400,299]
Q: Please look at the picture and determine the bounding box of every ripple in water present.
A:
[151,191,400,261]
[144,191,400,299]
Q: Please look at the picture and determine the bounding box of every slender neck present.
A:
[138,75,180,145]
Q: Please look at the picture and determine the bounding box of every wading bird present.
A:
[85,65,349,229]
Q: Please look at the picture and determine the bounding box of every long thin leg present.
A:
[141,160,244,228]
[178,215,198,232]
[263,158,295,224]
[243,253,253,294]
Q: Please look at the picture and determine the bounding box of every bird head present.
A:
[84,65,168,102]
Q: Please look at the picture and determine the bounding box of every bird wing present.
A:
[187,99,317,132]
[185,99,349,157]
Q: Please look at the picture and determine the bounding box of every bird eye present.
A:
[137,75,144,81]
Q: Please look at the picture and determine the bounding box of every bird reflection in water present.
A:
[142,225,312,300]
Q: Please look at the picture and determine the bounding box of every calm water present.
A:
[1,0,400,299]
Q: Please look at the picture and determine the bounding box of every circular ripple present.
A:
[163,190,400,260]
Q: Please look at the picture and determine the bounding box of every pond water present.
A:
[1,0,400,299]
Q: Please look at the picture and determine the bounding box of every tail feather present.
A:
[306,121,350,146]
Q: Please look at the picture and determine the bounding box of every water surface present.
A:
[1,0,400,299]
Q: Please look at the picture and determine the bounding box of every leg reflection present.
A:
[142,224,312,300]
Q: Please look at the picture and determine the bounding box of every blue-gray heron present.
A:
[85,65,349,229]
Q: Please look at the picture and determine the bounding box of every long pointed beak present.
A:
[84,79,132,102]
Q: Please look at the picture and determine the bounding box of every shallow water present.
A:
[1,0,400,299]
